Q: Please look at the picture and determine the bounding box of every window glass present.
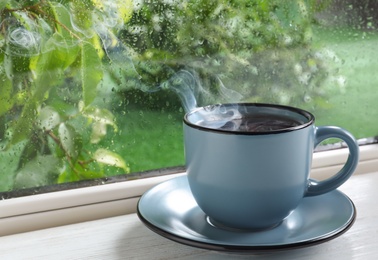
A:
[0,0,377,194]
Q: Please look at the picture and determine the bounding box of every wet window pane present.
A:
[0,0,377,194]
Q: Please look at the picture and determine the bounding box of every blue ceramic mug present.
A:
[183,103,359,230]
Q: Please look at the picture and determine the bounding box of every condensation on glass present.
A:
[0,0,377,195]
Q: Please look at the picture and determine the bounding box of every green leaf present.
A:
[93,148,129,173]
[8,100,37,147]
[8,82,56,147]
[49,3,76,39]
[82,106,117,129]
[30,33,79,78]
[37,106,61,131]
[90,121,107,144]
[0,71,13,117]
[58,161,105,183]
[57,165,81,184]
[81,42,103,107]
[0,141,26,191]
[16,136,51,170]
[13,155,60,190]
[58,123,82,162]
[4,44,31,75]
[81,106,117,143]
[70,0,95,30]
[3,47,13,79]
[79,169,105,180]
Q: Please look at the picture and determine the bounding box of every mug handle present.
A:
[305,126,359,197]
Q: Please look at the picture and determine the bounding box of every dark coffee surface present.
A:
[200,114,303,132]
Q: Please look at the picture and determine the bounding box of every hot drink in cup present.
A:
[183,103,359,230]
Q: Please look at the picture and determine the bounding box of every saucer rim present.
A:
[137,208,356,253]
[137,177,356,253]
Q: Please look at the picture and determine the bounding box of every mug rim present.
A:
[183,103,315,135]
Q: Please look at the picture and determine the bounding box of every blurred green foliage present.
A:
[0,0,131,191]
[118,0,336,108]
[0,0,340,192]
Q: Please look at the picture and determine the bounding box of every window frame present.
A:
[1,1,377,239]
[0,143,377,236]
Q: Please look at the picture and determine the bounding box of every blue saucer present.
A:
[137,176,356,252]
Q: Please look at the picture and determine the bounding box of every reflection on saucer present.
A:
[137,176,356,253]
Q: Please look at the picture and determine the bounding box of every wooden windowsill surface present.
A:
[1,170,377,259]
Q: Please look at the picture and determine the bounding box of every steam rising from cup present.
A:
[159,70,199,113]
[158,70,243,130]
[196,104,242,131]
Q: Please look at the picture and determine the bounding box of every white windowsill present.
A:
[3,170,378,259]
[0,144,377,236]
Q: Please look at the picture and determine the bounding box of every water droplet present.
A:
[304,95,312,103]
